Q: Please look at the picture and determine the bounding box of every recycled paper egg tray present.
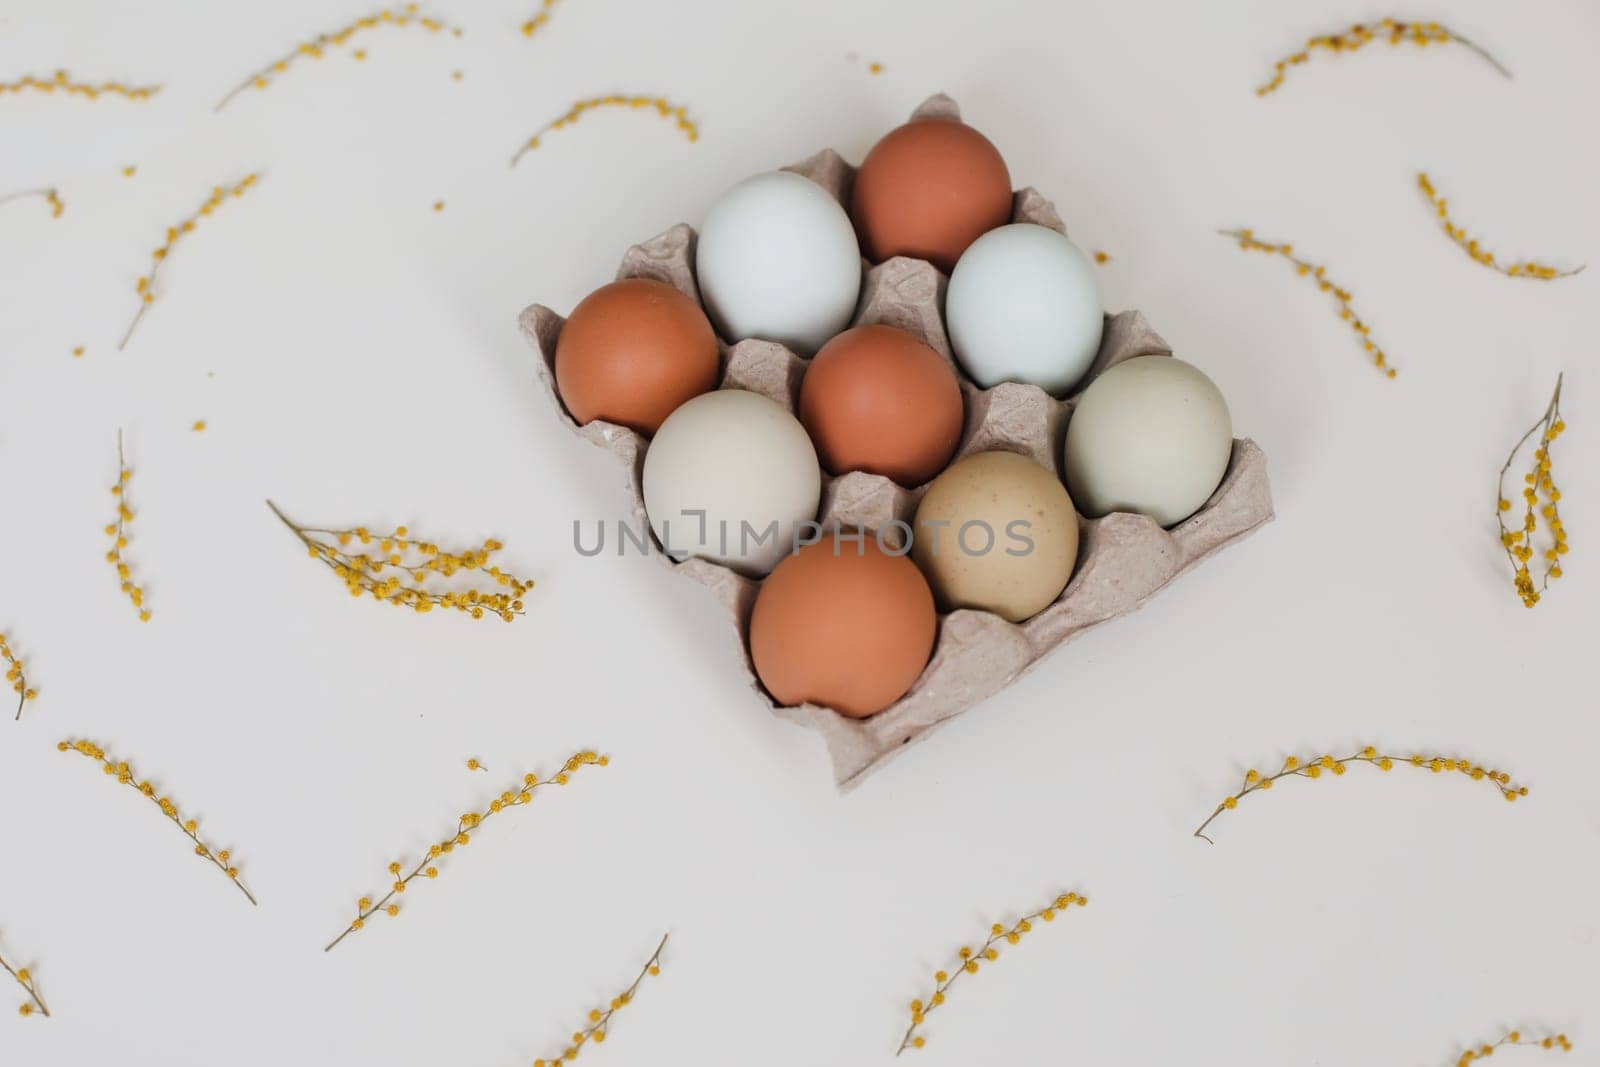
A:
[520,95,1274,790]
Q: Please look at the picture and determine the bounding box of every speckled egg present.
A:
[911,450,1080,622]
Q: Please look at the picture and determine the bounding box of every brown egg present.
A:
[750,533,937,718]
[850,117,1013,273]
[912,451,1080,623]
[554,278,719,435]
[799,325,964,487]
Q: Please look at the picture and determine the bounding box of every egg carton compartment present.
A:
[519,94,1274,790]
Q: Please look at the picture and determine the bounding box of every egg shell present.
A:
[911,450,1080,623]
[642,389,821,576]
[553,278,719,434]
[799,324,964,487]
[1063,355,1233,527]
[750,534,937,718]
[946,223,1104,396]
[850,117,1012,273]
[695,171,862,354]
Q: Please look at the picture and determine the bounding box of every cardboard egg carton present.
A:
[519,95,1274,790]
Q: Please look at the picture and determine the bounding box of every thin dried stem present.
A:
[520,0,564,37]
[121,175,261,350]
[1257,19,1510,96]
[532,933,668,1066]
[1194,747,1527,843]
[1496,375,1568,606]
[1451,1027,1572,1066]
[0,186,64,217]
[104,430,149,620]
[1419,173,1584,279]
[1,632,37,720]
[897,891,1087,1054]
[511,95,698,167]
[0,71,160,100]
[120,306,147,351]
[58,739,257,905]
[267,499,532,621]
[325,750,607,951]
[215,4,460,111]
[1219,228,1396,379]
[0,943,50,1018]
[1447,31,1514,80]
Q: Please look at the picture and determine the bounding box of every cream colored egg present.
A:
[1063,355,1233,527]
[911,450,1080,623]
[642,389,821,576]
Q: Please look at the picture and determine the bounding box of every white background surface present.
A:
[2,1,1597,1065]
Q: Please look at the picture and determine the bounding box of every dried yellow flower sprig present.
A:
[58,739,258,905]
[897,891,1088,1055]
[1,632,38,720]
[324,750,607,952]
[521,0,564,37]
[105,431,150,622]
[0,941,49,1018]
[0,186,64,217]
[0,70,160,101]
[121,174,260,350]
[1194,747,1527,842]
[1498,375,1568,608]
[1453,1029,1572,1067]
[534,932,668,1066]
[1257,20,1510,97]
[215,4,461,110]
[511,96,698,167]
[1219,228,1396,379]
[1419,174,1583,280]
[267,501,534,621]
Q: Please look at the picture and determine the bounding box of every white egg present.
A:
[643,389,822,575]
[695,171,862,354]
[945,223,1103,395]
[1063,355,1233,527]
